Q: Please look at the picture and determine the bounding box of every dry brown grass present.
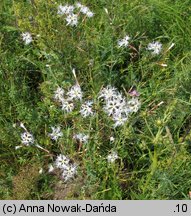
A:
[11,162,41,200]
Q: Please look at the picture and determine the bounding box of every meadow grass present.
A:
[0,0,191,200]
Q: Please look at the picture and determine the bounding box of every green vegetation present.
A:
[0,0,191,200]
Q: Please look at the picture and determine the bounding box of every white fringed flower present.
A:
[112,114,128,128]
[61,99,74,113]
[67,84,82,101]
[57,4,74,15]
[127,97,141,113]
[80,101,94,117]
[54,87,65,102]
[98,85,140,127]
[55,154,70,170]
[54,154,77,182]
[107,151,118,163]
[73,133,89,144]
[66,13,78,26]
[147,41,162,55]
[21,32,32,45]
[99,85,117,101]
[49,126,63,141]
[21,132,34,146]
[86,11,94,18]
[118,35,131,48]
[77,3,94,18]
[80,6,89,14]
[62,164,77,182]
[75,2,83,8]
[103,95,126,116]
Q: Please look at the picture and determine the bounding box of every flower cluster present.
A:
[53,83,140,128]
[54,154,77,182]
[53,83,96,120]
[54,84,82,113]
[75,2,94,17]
[17,82,140,182]
[99,85,141,127]
[117,34,163,55]
[57,5,74,15]
[57,2,94,26]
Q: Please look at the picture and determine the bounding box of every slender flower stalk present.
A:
[35,144,51,154]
